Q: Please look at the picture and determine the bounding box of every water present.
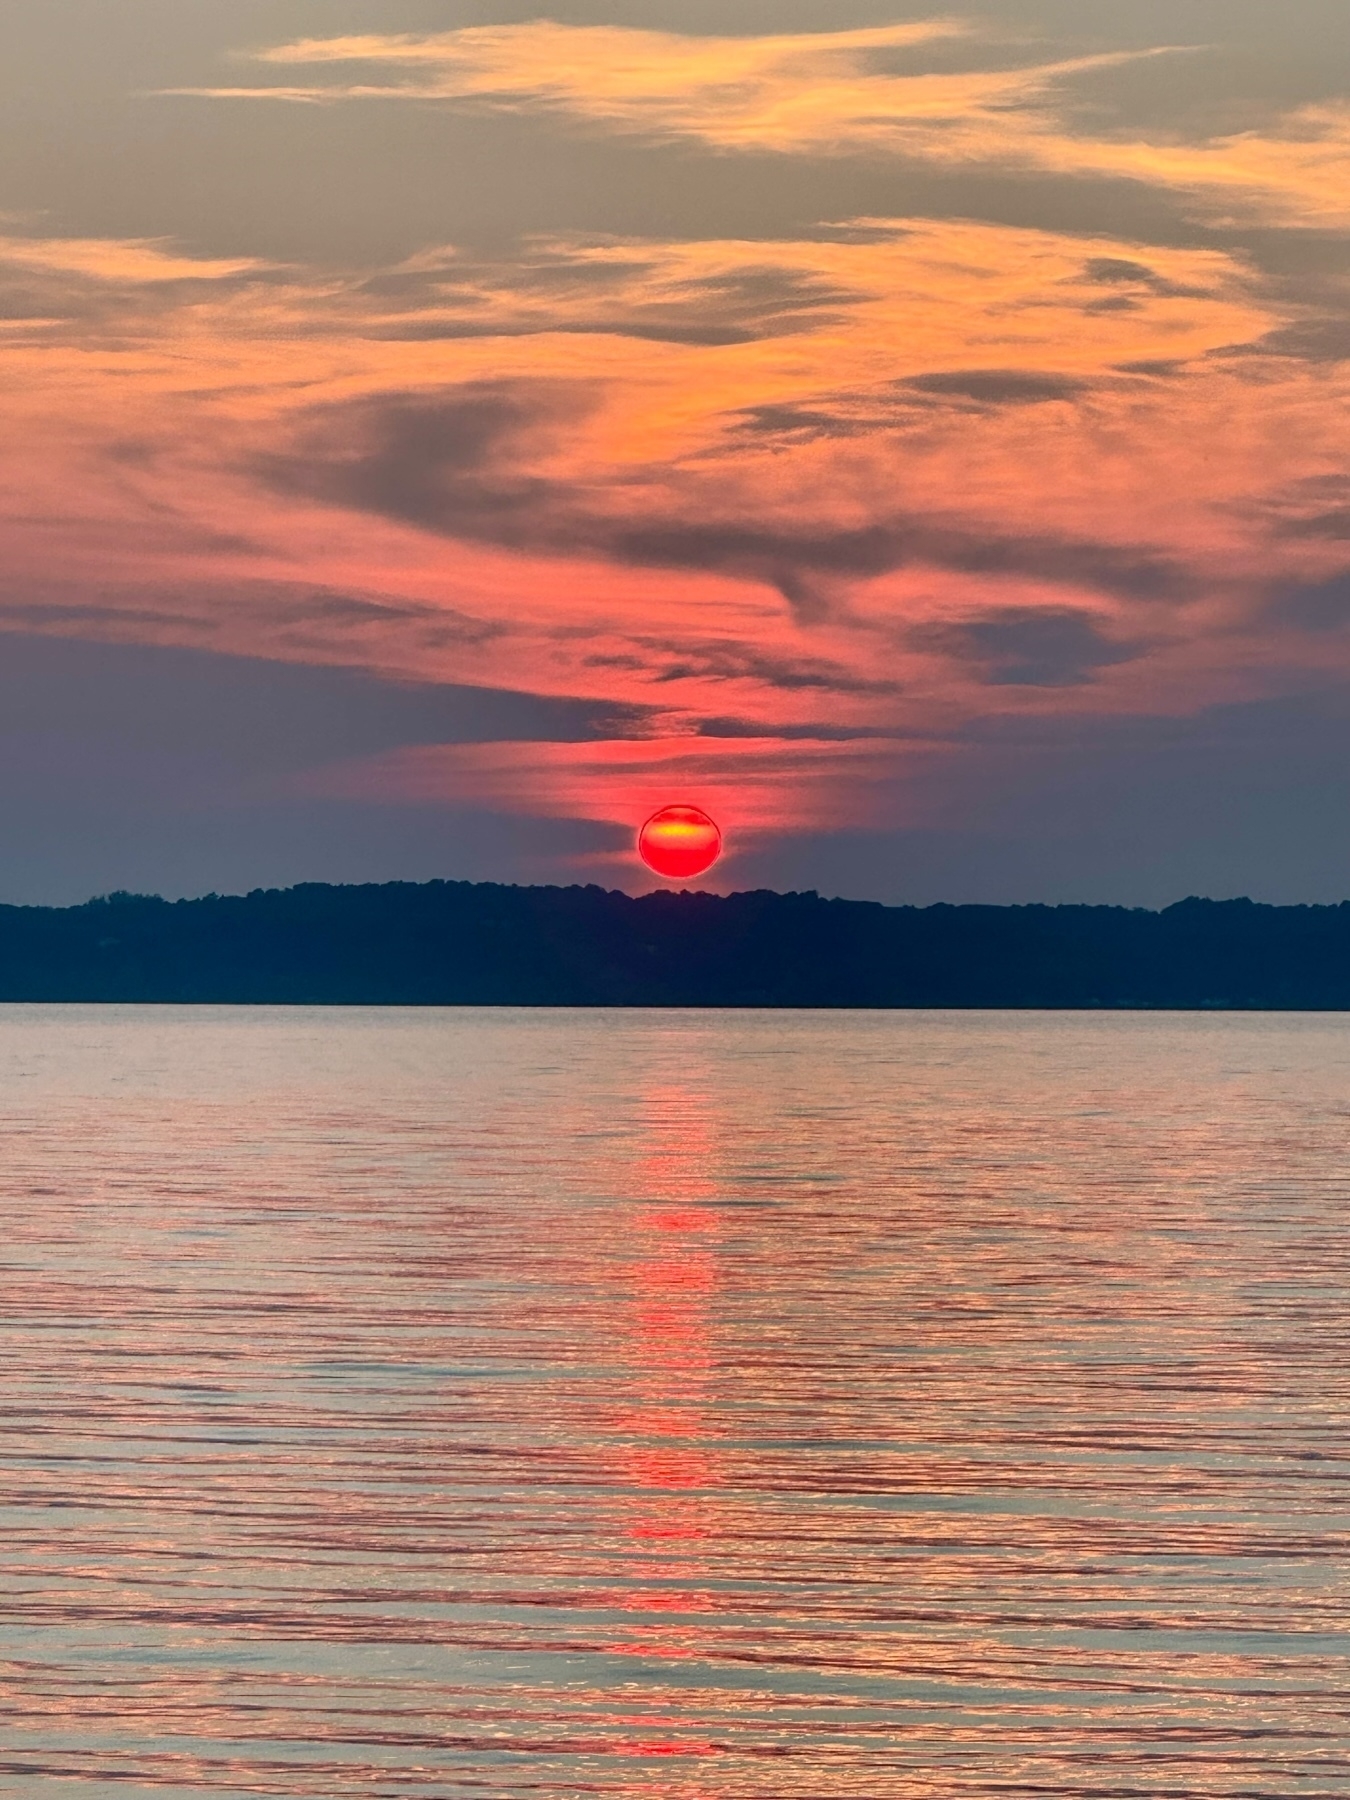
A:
[0,1006,1348,1797]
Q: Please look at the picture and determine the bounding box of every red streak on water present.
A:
[1,1010,1349,1794]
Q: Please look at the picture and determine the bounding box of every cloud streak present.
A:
[2,3,1350,875]
[256,380,1206,614]
[168,20,1350,228]
[0,206,1339,737]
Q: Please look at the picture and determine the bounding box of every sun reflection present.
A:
[607,1078,726,1772]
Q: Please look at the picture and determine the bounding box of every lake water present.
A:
[1,1006,1348,1797]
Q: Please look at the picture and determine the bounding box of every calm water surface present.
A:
[1,1006,1348,1797]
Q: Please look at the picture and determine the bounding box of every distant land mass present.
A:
[1,881,1350,1007]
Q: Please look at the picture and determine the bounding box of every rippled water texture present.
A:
[2,1007,1349,1797]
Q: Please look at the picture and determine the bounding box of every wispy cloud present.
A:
[163,20,1149,162]
[164,20,1350,229]
[0,200,1341,810]
[0,236,261,284]
[179,20,970,124]
[343,223,1263,359]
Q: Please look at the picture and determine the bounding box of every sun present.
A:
[638,805,723,881]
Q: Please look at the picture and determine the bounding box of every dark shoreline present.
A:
[0,880,1348,1008]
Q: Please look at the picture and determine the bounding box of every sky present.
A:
[3,0,1350,906]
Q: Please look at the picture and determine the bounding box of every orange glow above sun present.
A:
[3,14,1350,888]
[639,806,723,881]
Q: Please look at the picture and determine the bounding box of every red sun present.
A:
[638,805,723,881]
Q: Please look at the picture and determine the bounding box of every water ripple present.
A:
[0,1006,1347,1795]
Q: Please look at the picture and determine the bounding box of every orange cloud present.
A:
[197,18,1136,155]
[175,20,1350,229]
[0,198,1344,845]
